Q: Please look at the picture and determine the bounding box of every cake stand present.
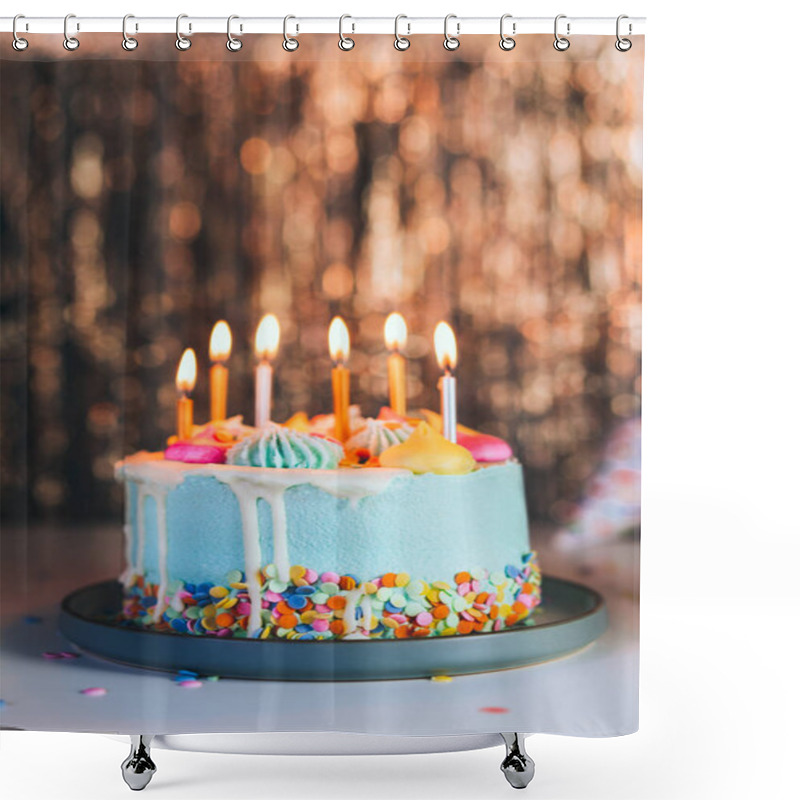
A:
[56,574,606,790]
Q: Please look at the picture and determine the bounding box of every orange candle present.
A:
[175,348,197,440]
[384,312,408,416]
[209,320,232,422]
[328,316,351,443]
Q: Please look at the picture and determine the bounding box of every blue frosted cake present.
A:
[116,415,541,640]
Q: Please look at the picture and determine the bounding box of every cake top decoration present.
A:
[378,422,476,475]
[227,425,344,469]
[345,418,415,462]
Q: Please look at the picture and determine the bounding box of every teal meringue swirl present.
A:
[226,426,344,469]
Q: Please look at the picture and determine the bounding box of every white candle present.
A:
[254,314,280,428]
[434,322,458,443]
[255,362,273,428]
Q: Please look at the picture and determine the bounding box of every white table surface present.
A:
[0,526,638,738]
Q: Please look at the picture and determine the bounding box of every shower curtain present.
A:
[1,30,642,740]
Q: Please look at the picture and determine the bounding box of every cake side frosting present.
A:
[116,413,540,640]
[117,455,537,639]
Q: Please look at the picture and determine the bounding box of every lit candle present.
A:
[328,316,351,443]
[434,321,458,443]
[176,348,197,440]
[384,312,408,416]
[254,313,280,428]
[209,320,232,422]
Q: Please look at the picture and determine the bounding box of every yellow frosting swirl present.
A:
[378,422,476,475]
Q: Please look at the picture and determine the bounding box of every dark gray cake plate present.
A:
[58,576,607,681]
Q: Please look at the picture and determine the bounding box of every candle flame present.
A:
[176,348,197,394]
[209,320,232,362]
[328,316,350,364]
[434,321,457,372]
[384,312,408,351]
[255,314,280,361]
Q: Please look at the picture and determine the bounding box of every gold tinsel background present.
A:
[0,35,642,524]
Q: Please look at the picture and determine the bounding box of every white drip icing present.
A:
[360,592,373,636]
[341,586,376,639]
[118,457,185,624]
[119,482,135,586]
[118,455,410,636]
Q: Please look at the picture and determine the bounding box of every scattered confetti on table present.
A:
[80,687,107,697]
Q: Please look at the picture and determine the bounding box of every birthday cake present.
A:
[116,319,540,641]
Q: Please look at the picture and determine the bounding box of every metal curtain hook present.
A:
[394,14,410,51]
[227,15,243,51]
[12,14,29,51]
[339,14,355,51]
[283,15,299,51]
[63,13,79,51]
[176,13,192,51]
[499,14,516,51]
[553,14,570,51]
[615,14,632,51]
[122,14,138,51]
[443,14,460,51]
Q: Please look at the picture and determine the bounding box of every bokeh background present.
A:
[1,34,642,527]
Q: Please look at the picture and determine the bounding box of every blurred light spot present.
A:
[322,263,354,299]
[240,137,272,175]
[399,117,432,161]
[326,129,358,174]
[169,202,202,241]
[71,135,104,199]
[419,217,450,254]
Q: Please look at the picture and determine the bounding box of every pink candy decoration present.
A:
[236,602,252,615]
[177,679,203,689]
[165,442,227,464]
[304,569,319,584]
[377,406,407,423]
[265,592,282,603]
[319,571,340,584]
[456,431,513,463]
[315,604,331,613]
[80,687,107,697]
[312,619,330,632]
[416,612,433,626]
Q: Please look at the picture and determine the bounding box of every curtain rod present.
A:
[1,16,646,37]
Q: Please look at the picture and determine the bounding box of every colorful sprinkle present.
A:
[177,679,203,689]
[119,553,541,641]
[80,687,107,697]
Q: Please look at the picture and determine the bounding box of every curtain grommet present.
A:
[443,14,460,51]
[553,14,570,51]
[63,13,80,51]
[121,14,138,51]
[226,15,243,52]
[499,14,516,51]
[338,14,355,51]
[176,13,192,51]
[615,15,632,52]
[12,14,29,51]
[283,15,299,51]
[394,15,410,51]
